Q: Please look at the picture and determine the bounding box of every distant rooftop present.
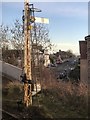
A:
[85,35,90,40]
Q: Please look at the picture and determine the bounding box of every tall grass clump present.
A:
[41,67,88,118]
[3,81,23,100]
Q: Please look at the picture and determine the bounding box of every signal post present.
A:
[23,0,32,107]
[22,0,49,107]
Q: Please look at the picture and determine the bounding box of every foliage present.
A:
[42,83,88,118]
[49,54,55,64]
[10,20,24,50]
[0,20,52,51]
[2,68,88,119]
[3,81,23,100]
[39,68,88,118]
[0,24,10,49]
[66,49,75,58]
[68,65,80,82]
[31,23,52,51]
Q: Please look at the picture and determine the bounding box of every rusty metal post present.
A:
[24,0,32,107]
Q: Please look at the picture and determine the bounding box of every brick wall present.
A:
[79,41,87,59]
[80,59,88,83]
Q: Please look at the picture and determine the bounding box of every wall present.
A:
[80,59,88,84]
[79,41,87,59]
[0,60,22,80]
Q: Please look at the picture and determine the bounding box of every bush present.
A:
[6,82,23,100]
[41,71,88,118]
[68,65,80,82]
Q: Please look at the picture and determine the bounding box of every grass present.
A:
[2,73,89,119]
[34,87,88,118]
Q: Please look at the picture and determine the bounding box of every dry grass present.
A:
[2,68,89,118]
[40,68,89,118]
[2,81,23,101]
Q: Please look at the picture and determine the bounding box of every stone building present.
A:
[79,35,90,84]
[44,50,50,67]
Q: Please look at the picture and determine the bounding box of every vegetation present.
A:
[49,54,56,64]
[2,69,88,119]
[0,20,52,51]
[69,65,80,82]
[1,13,87,120]
[49,50,76,64]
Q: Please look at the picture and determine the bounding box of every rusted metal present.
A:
[24,0,32,107]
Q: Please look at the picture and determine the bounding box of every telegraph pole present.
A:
[23,0,32,107]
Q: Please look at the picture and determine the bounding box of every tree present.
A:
[49,54,56,64]
[66,49,76,58]
[10,20,24,50]
[0,24,10,50]
[68,65,80,82]
[1,20,53,68]
[10,20,52,52]
[31,23,53,51]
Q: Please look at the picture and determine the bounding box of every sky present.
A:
[1,1,89,55]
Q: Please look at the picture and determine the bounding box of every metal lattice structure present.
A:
[21,0,42,107]
[21,0,49,107]
[23,0,32,107]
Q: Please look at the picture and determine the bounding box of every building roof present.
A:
[85,35,90,40]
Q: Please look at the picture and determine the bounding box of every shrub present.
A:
[41,68,88,118]
[6,82,23,100]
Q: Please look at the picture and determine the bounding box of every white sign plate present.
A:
[35,17,49,24]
